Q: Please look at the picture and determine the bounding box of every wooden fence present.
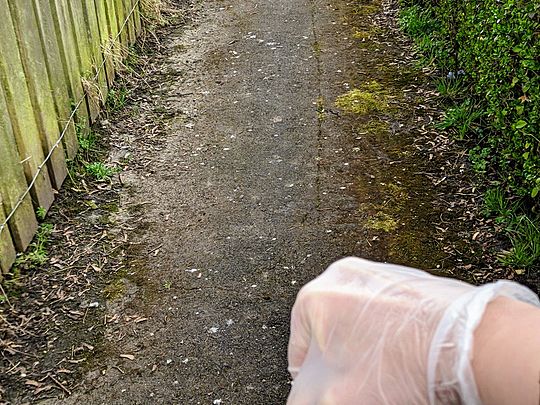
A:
[0,0,145,275]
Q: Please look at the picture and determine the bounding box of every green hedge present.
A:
[399,0,540,202]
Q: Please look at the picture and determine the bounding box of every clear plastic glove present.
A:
[287,257,539,405]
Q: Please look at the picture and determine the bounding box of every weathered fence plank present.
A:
[32,0,79,159]
[83,0,109,102]
[115,0,128,47]
[104,0,122,72]
[133,0,142,36]
[0,0,55,212]
[0,87,38,254]
[0,201,17,276]
[94,0,116,88]
[124,0,136,45]
[68,0,100,121]
[48,0,91,131]
[105,0,120,39]
[8,1,68,191]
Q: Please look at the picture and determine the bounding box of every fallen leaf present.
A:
[25,380,41,387]
[82,343,94,351]
[34,385,54,394]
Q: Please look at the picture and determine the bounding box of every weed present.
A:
[106,87,129,112]
[75,119,99,167]
[15,223,53,269]
[435,77,466,101]
[84,162,117,181]
[78,129,97,153]
[469,146,491,174]
[316,96,325,122]
[313,41,321,57]
[36,206,46,221]
[163,281,172,289]
[399,6,449,68]
[436,100,483,139]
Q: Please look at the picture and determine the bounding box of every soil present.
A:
[1,0,536,403]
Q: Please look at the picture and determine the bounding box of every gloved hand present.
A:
[287,257,539,405]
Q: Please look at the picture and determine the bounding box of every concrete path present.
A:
[56,0,441,403]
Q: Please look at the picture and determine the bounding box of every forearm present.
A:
[472,296,540,405]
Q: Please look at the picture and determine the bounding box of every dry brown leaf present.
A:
[25,380,41,387]
[34,384,54,394]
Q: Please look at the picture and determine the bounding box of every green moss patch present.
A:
[366,211,399,232]
[336,83,389,115]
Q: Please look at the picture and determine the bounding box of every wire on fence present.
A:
[0,0,141,238]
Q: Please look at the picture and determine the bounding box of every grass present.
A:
[436,100,483,139]
[482,187,540,269]
[398,5,450,68]
[435,77,466,101]
[501,215,540,269]
[483,187,513,221]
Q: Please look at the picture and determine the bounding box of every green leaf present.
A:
[532,187,539,198]
[515,120,527,129]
